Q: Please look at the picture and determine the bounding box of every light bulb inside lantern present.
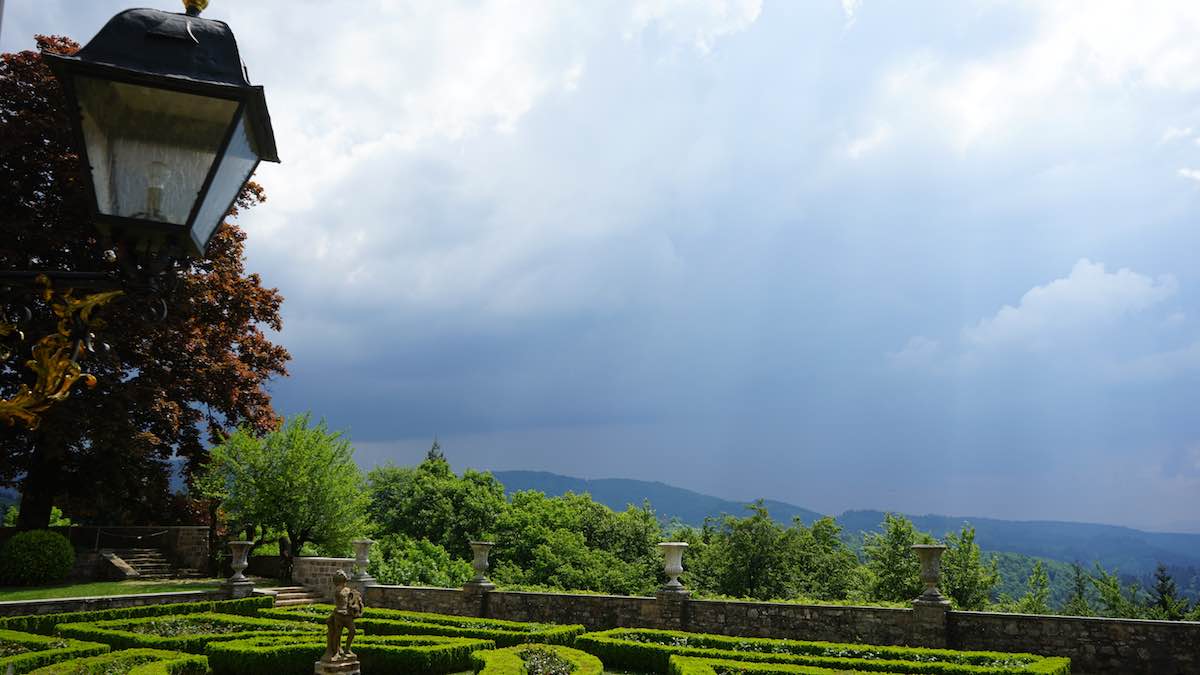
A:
[145,161,170,219]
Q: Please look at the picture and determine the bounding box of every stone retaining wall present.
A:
[364,583,1200,674]
[688,598,912,646]
[293,557,353,598]
[948,610,1200,675]
[487,590,660,630]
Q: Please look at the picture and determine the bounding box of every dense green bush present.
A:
[471,644,604,674]
[575,628,1071,674]
[0,531,76,586]
[260,604,584,646]
[367,533,473,587]
[0,596,274,636]
[204,634,492,674]
[25,648,206,674]
[55,613,318,654]
[0,628,109,674]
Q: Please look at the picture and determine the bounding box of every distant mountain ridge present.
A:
[493,470,1200,577]
[494,470,825,527]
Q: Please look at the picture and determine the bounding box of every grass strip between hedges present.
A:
[0,595,273,636]
[260,604,584,646]
[0,628,109,674]
[25,648,206,674]
[471,643,604,675]
[54,612,319,654]
[576,629,1070,675]
[204,634,493,675]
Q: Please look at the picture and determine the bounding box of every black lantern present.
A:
[43,4,280,260]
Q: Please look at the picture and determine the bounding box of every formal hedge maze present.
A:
[2,596,1071,674]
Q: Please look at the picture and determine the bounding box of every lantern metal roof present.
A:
[43,8,279,163]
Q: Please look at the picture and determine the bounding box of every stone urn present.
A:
[911,544,949,604]
[227,540,252,583]
[658,542,688,590]
[351,538,375,582]
[468,541,495,586]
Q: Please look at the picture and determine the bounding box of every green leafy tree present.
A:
[864,513,933,602]
[367,533,472,587]
[940,525,1000,610]
[1016,561,1051,614]
[1149,563,1189,621]
[1091,564,1146,619]
[702,502,796,600]
[2,505,70,527]
[202,413,366,581]
[491,490,662,595]
[365,446,505,558]
[787,516,861,601]
[1061,562,1093,617]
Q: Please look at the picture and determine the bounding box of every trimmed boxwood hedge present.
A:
[260,604,584,646]
[0,629,109,674]
[54,613,319,654]
[26,648,206,674]
[669,655,914,675]
[0,595,274,636]
[471,644,604,675]
[575,629,1071,675]
[204,634,493,674]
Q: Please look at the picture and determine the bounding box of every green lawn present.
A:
[0,579,222,601]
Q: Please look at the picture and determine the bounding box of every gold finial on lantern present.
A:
[183,0,209,16]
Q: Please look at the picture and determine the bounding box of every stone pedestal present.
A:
[220,580,255,598]
[314,658,360,674]
[656,587,691,632]
[910,543,950,648]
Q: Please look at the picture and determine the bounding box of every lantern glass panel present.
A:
[190,112,259,253]
[75,76,237,226]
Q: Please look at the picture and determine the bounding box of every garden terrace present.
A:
[54,613,319,653]
[0,628,108,673]
[261,603,585,646]
[203,634,493,674]
[576,628,1071,674]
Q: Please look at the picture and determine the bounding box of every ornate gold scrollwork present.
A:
[0,275,123,429]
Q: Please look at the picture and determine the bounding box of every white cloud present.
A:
[889,336,941,369]
[841,0,863,28]
[628,0,762,54]
[1162,126,1194,143]
[845,122,891,159]
[963,259,1177,351]
[1179,168,1200,183]
[877,2,1200,150]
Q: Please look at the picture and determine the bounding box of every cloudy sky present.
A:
[6,1,1200,533]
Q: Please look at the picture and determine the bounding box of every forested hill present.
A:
[495,470,1200,578]
[837,510,1200,577]
[494,470,825,527]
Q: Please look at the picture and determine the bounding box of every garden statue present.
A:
[321,569,364,665]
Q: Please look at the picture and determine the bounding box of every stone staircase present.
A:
[268,586,326,607]
[106,548,204,579]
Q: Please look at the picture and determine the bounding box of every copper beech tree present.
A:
[0,37,290,528]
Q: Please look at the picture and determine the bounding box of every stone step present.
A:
[275,591,321,601]
[274,597,324,607]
